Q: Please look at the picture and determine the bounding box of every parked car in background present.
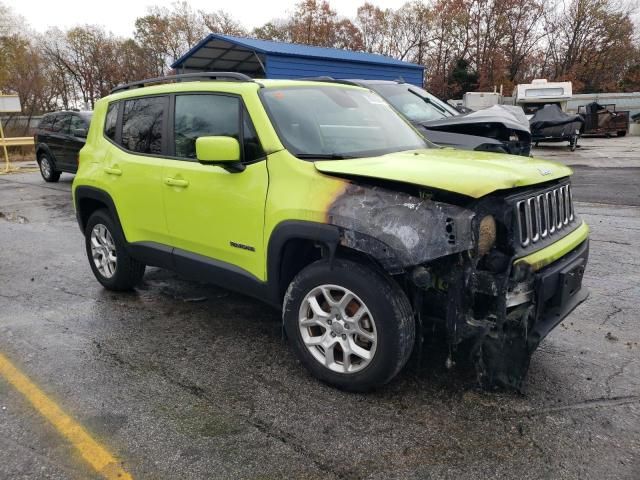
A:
[35,111,92,182]
[344,79,532,156]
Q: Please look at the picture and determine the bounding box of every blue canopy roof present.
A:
[172,34,424,72]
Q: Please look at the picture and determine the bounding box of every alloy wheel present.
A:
[298,285,377,373]
[90,224,117,278]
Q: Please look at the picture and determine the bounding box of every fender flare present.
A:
[35,143,58,168]
[266,220,403,302]
[74,186,124,235]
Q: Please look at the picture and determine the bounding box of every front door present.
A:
[162,93,268,280]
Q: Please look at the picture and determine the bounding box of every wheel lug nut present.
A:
[342,334,347,340]
[327,319,332,325]
[344,324,349,329]
[331,332,336,337]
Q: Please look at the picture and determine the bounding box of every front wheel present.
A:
[85,209,145,291]
[283,258,415,392]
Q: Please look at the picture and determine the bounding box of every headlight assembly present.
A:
[478,215,497,255]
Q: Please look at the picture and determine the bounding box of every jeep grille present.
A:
[516,184,574,248]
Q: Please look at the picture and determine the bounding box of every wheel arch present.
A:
[35,143,57,166]
[74,186,124,236]
[266,221,402,305]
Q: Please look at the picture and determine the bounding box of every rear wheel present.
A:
[85,209,145,291]
[283,258,415,391]
[38,152,60,182]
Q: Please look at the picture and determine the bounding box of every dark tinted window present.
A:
[104,102,118,141]
[174,94,239,160]
[50,114,71,134]
[242,107,264,162]
[38,115,54,130]
[70,115,86,130]
[121,97,165,154]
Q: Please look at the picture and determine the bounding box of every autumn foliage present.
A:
[1,0,639,118]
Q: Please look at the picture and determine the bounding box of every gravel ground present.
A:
[0,136,638,479]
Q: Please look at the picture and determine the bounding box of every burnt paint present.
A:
[326,183,475,270]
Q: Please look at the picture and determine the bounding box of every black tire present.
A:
[283,258,415,392]
[38,152,61,182]
[84,209,145,291]
[617,131,627,137]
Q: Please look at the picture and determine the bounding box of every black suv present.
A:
[35,111,92,182]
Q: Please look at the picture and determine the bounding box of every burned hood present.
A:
[423,105,531,134]
[314,149,572,198]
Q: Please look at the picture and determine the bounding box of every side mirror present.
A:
[195,136,243,172]
[72,128,88,138]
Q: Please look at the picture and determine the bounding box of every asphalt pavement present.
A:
[0,137,638,479]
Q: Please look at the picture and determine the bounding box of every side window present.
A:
[174,94,239,159]
[70,115,85,130]
[49,115,63,133]
[121,96,165,155]
[38,115,53,131]
[104,102,119,141]
[57,115,72,135]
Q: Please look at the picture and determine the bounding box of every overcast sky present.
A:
[5,0,410,36]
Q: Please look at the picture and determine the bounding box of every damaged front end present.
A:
[326,179,589,391]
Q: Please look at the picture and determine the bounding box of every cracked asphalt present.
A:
[0,136,639,479]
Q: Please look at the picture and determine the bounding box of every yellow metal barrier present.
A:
[0,131,36,174]
[0,136,34,147]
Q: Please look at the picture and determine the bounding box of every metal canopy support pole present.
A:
[253,51,266,76]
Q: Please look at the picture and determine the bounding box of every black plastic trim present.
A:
[266,220,341,300]
[74,186,124,236]
[530,239,590,345]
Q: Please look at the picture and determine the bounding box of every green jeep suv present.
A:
[72,72,589,391]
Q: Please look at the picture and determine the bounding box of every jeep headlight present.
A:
[478,215,497,255]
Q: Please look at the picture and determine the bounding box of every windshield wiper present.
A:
[296,153,356,160]
[408,89,450,116]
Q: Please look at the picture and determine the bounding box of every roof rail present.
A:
[110,72,254,94]
[299,76,359,86]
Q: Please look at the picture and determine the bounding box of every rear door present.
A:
[161,93,268,280]
[65,114,89,172]
[47,113,71,167]
[102,96,170,246]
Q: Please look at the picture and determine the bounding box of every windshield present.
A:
[261,86,427,159]
[372,84,459,123]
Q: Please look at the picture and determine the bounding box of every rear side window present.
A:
[121,96,165,155]
[38,115,54,131]
[52,114,71,134]
[104,103,118,141]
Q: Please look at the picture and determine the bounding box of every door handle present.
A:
[104,166,122,176]
[164,177,189,188]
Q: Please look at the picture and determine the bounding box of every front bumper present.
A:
[529,238,589,346]
[449,223,590,390]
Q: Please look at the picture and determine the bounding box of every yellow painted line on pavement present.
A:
[0,352,133,480]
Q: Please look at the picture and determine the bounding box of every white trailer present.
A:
[514,79,572,117]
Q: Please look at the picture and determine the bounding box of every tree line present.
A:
[1,0,638,120]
